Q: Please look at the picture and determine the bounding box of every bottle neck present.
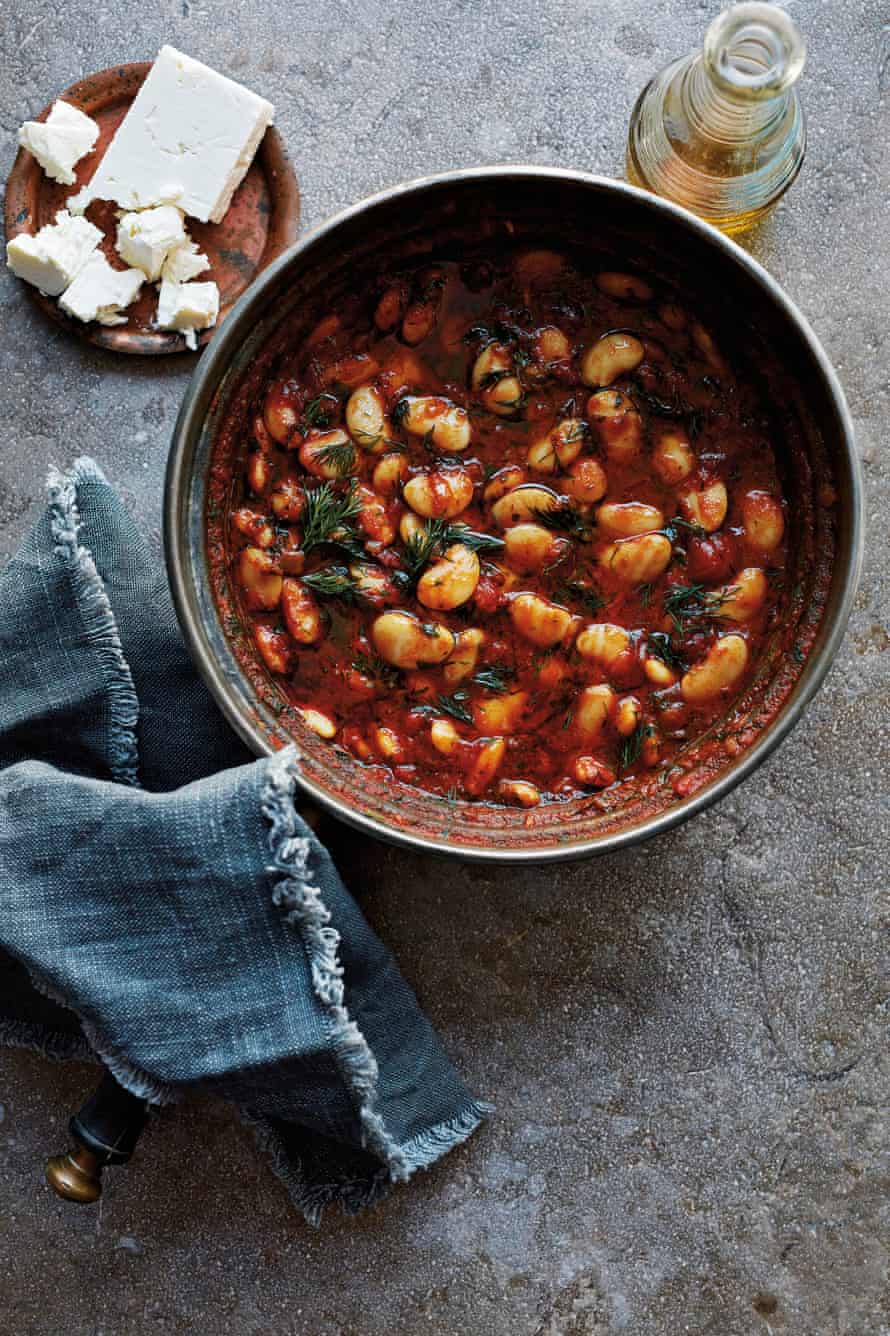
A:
[685,53,789,143]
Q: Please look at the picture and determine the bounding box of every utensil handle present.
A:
[45,1069,148,1203]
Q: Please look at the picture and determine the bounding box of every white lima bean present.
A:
[430,718,461,755]
[372,452,408,495]
[503,523,563,573]
[299,430,358,480]
[527,418,588,473]
[742,490,785,551]
[533,326,571,364]
[346,385,388,451]
[416,543,480,610]
[239,547,282,611]
[443,628,485,685]
[563,458,609,505]
[282,579,323,644]
[498,779,541,807]
[599,533,672,584]
[399,395,472,452]
[681,634,748,703]
[491,484,561,529]
[615,695,642,737]
[300,707,337,739]
[509,593,573,648]
[678,481,728,533]
[465,737,507,795]
[596,271,653,301]
[471,343,522,417]
[473,690,529,734]
[717,568,767,622]
[580,332,644,387]
[484,465,528,504]
[652,431,695,485]
[587,389,643,461]
[573,684,616,742]
[575,623,632,672]
[403,467,474,519]
[596,501,664,538]
[254,625,291,675]
[371,611,455,669]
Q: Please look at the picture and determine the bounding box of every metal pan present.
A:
[164,168,863,863]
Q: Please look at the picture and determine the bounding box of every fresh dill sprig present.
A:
[300,393,339,432]
[554,579,605,615]
[301,566,358,600]
[619,721,655,770]
[472,665,516,694]
[400,519,504,582]
[436,691,474,725]
[646,631,685,671]
[662,514,707,543]
[638,582,654,608]
[531,503,590,541]
[663,582,739,634]
[352,651,400,689]
[315,438,357,476]
[300,482,363,553]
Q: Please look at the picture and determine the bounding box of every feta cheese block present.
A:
[69,46,274,223]
[19,100,99,186]
[116,205,187,281]
[6,209,102,297]
[156,278,219,348]
[59,252,144,327]
[161,239,210,284]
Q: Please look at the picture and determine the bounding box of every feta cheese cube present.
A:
[18,100,99,186]
[116,205,187,281]
[69,46,274,223]
[6,209,102,297]
[59,252,144,327]
[156,278,219,349]
[161,239,210,284]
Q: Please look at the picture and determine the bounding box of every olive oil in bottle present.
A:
[626,2,806,235]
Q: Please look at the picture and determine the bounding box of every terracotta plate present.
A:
[4,61,301,355]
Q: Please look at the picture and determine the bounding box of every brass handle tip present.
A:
[45,1146,103,1203]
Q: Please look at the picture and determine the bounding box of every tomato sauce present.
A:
[212,249,802,809]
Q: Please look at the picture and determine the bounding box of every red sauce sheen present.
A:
[213,249,808,811]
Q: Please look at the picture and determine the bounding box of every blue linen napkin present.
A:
[0,457,490,1223]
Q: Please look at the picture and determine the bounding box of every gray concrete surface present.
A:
[1,1,888,1332]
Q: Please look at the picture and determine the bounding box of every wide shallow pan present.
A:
[164,168,862,863]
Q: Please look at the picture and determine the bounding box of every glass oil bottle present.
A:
[626,3,807,235]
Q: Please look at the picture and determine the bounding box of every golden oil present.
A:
[626,3,806,236]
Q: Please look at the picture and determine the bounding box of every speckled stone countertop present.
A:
[1,3,888,1333]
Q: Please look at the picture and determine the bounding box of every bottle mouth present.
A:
[704,3,806,98]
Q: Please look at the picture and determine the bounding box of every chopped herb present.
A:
[300,481,363,553]
[477,368,512,390]
[472,665,516,693]
[301,566,358,600]
[436,691,474,725]
[687,409,706,438]
[352,651,400,689]
[421,622,440,637]
[401,518,504,583]
[554,580,606,615]
[663,582,739,634]
[315,438,357,476]
[619,721,655,770]
[647,631,685,671]
[420,427,438,453]
[391,398,410,427]
[638,582,653,608]
[462,323,493,345]
[560,421,589,445]
[352,428,403,452]
[792,644,804,664]
[662,514,707,543]
[513,347,531,368]
[300,392,339,432]
[532,503,590,541]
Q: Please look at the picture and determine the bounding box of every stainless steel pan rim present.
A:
[164,166,864,864]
